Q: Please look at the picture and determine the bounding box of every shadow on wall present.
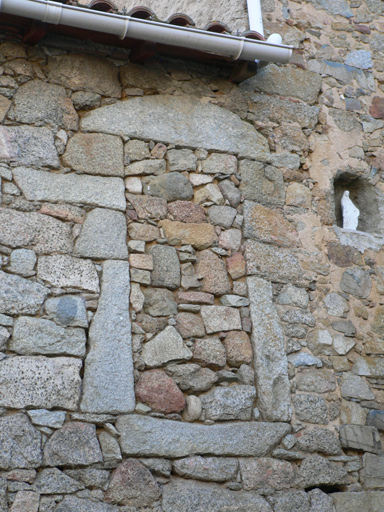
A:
[334,171,381,234]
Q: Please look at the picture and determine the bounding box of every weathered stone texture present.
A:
[0,414,42,469]
[63,133,124,176]
[143,172,193,201]
[136,369,186,413]
[163,479,272,512]
[81,95,271,160]
[56,496,118,512]
[47,54,121,97]
[245,241,301,282]
[201,385,256,421]
[247,276,291,421]
[81,261,135,414]
[240,458,294,491]
[149,245,180,289]
[75,208,128,260]
[195,249,231,296]
[10,79,78,130]
[43,422,103,467]
[201,306,242,333]
[0,271,48,315]
[173,456,238,482]
[159,220,217,250]
[37,255,99,292]
[13,167,126,211]
[239,161,285,207]
[116,415,290,457]
[142,326,192,367]
[0,356,82,410]
[0,126,59,167]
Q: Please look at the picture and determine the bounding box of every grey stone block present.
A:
[340,425,381,453]
[13,167,126,211]
[37,255,99,292]
[0,271,48,315]
[0,356,82,410]
[332,491,384,512]
[362,453,384,489]
[201,385,256,421]
[75,208,128,260]
[81,95,270,161]
[0,414,42,469]
[33,468,84,494]
[247,276,291,422]
[116,414,290,457]
[81,261,135,414]
[173,456,238,482]
[44,295,88,328]
[150,245,180,290]
[56,496,118,512]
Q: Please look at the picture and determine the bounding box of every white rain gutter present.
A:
[0,0,292,64]
[247,0,283,67]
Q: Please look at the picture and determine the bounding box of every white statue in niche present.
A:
[341,190,360,230]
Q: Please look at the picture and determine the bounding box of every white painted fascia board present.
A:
[0,0,292,64]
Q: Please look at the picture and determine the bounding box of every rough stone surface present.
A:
[165,363,218,393]
[340,425,381,453]
[241,64,322,104]
[63,133,124,177]
[0,208,73,255]
[120,62,174,94]
[0,356,81,410]
[142,326,192,367]
[296,455,347,489]
[245,241,301,282]
[247,276,291,422]
[75,208,127,260]
[269,490,310,512]
[296,369,336,393]
[159,220,217,250]
[293,394,328,424]
[192,337,226,369]
[295,428,342,455]
[149,245,180,289]
[243,201,298,247]
[27,409,66,429]
[324,292,349,317]
[117,414,290,457]
[340,268,372,298]
[176,312,206,338]
[353,356,384,378]
[0,126,59,168]
[10,316,86,356]
[105,459,161,507]
[173,456,238,482]
[13,167,126,211]
[44,295,88,328]
[11,79,78,130]
[0,271,48,315]
[127,193,167,220]
[128,222,159,241]
[201,306,242,333]
[240,458,294,491]
[162,479,273,512]
[332,491,384,512]
[47,54,121,97]
[0,414,42,469]
[37,255,99,292]
[367,410,384,431]
[81,261,135,414]
[43,422,103,467]
[136,369,186,413]
[81,95,270,160]
[208,205,237,228]
[56,496,118,512]
[195,249,231,296]
[143,172,193,201]
[168,200,206,223]
[277,285,309,308]
[126,158,166,176]
[9,248,37,277]
[239,161,285,207]
[98,431,122,465]
[222,331,253,367]
[362,453,384,489]
[201,385,256,420]
[33,467,84,494]
[341,373,375,400]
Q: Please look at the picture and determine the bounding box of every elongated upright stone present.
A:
[247,276,291,421]
[81,260,135,413]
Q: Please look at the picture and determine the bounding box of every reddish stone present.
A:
[195,249,231,296]
[370,96,384,119]
[126,193,167,220]
[129,254,153,270]
[39,203,85,223]
[222,331,253,367]
[176,291,214,305]
[168,200,206,223]
[226,252,246,279]
[135,369,186,413]
[105,459,161,507]
[176,312,206,339]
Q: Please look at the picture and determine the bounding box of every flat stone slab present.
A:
[162,479,273,512]
[80,260,135,414]
[81,95,270,160]
[0,414,42,469]
[13,167,126,211]
[0,356,82,410]
[116,414,290,457]
[10,316,86,357]
[0,271,49,315]
[333,491,384,512]
[0,126,59,167]
[248,276,291,422]
[245,240,302,282]
[0,208,73,254]
[37,255,99,292]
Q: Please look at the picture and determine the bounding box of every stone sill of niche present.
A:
[334,226,384,253]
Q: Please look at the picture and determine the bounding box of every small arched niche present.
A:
[334,171,383,235]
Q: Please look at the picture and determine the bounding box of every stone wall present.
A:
[1,0,384,510]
